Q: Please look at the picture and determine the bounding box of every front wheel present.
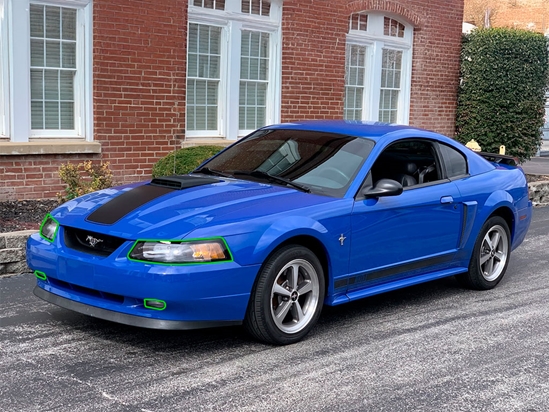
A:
[245,245,325,345]
[457,216,511,290]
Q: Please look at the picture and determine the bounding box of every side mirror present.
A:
[363,179,403,198]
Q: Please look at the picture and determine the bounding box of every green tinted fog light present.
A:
[34,270,47,280]
[144,299,166,311]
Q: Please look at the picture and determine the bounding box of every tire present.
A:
[457,216,511,290]
[244,245,325,345]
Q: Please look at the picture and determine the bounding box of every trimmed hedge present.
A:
[152,146,223,178]
[456,28,549,162]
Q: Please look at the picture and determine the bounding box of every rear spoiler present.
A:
[478,152,519,167]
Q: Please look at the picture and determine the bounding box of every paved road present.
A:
[1,208,549,412]
[522,156,549,175]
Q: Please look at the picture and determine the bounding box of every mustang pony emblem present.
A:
[86,235,104,248]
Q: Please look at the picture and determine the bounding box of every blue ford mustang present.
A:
[27,121,532,345]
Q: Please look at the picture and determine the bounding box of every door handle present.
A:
[440,196,454,204]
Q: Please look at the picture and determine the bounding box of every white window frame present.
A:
[0,0,9,137]
[187,0,282,140]
[345,13,413,124]
[2,0,92,142]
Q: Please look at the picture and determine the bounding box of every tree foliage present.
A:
[152,145,223,178]
[456,28,549,162]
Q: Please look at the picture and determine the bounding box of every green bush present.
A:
[152,145,223,178]
[456,28,549,162]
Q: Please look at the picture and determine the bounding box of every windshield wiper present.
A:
[232,170,310,193]
[194,167,233,178]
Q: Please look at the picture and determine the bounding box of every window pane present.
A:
[30,39,44,67]
[239,31,269,130]
[30,69,44,100]
[60,102,74,129]
[46,41,61,67]
[194,0,225,10]
[186,24,222,132]
[44,101,60,129]
[378,49,402,123]
[31,101,44,129]
[45,6,61,39]
[44,70,59,100]
[186,79,219,131]
[242,0,270,16]
[344,45,366,120]
[59,71,74,100]
[62,8,77,40]
[30,4,44,37]
[62,42,76,69]
[30,5,77,130]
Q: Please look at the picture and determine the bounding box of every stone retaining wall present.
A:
[0,230,36,278]
[1,180,548,278]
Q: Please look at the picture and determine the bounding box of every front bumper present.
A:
[33,286,241,329]
[27,231,261,327]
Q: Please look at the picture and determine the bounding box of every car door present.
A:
[346,139,464,291]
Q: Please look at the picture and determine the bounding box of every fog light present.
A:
[143,298,166,310]
[34,270,47,280]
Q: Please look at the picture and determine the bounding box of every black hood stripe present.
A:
[86,185,174,225]
[86,176,221,225]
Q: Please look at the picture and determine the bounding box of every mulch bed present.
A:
[0,200,59,233]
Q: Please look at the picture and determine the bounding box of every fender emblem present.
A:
[86,235,104,248]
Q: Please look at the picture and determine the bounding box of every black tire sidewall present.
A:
[468,216,511,290]
[252,245,325,345]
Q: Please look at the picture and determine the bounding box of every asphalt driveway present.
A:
[1,207,548,412]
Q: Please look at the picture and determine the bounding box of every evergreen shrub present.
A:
[152,146,223,178]
[456,28,549,161]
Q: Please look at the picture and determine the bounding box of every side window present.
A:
[370,140,441,188]
[439,144,468,178]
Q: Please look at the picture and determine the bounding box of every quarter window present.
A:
[439,144,468,178]
[344,13,413,124]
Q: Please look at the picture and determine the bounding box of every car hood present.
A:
[50,177,336,240]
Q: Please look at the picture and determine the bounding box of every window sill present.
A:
[0,140,101,156]
[180,138,234,148]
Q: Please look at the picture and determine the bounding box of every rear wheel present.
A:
[457,216,511,290]
[245,245,325,345]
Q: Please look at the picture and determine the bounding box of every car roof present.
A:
[265,120,424,141]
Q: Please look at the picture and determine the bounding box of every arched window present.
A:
[344,13,413,124]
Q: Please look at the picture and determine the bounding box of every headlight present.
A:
[128,238,232,264]
[40,214,59,242]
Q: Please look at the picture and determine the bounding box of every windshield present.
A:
[198,129,375,197]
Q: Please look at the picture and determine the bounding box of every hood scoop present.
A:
[150,175,220,190]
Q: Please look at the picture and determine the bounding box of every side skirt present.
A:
[328,267,468,306]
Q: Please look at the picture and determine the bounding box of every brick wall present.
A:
[465,0,549,33]
[280,1,348,121]
[0,0,464,201]
[93,0,187,186]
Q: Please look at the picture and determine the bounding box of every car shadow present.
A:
[47,275,478,355]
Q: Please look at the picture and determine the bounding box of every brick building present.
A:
[464,0,549,34]
[0,0,464,201]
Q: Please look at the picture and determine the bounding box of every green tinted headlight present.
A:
[39,214,59,242]
[128,238,232,264]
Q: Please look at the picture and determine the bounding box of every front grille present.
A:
[49,278,124,303]
[64,227,126,257]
